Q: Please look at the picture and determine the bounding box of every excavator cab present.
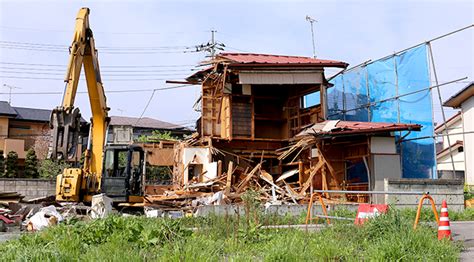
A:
[101,145,144,202]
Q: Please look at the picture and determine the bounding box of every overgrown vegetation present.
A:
[24,148,39,178]
[465,184,474,201]
[137,130,177,143]
[146,165,172,183]
[0,208,463,261]
[38,159,70,178]
[5,151,18,178]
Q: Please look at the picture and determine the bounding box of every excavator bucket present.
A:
[49,107,82,161]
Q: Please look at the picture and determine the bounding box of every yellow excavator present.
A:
[50,7,144,203]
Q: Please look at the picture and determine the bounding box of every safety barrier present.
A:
[305,192,331,225]
[305,190,447,227]
[413,193,439,229]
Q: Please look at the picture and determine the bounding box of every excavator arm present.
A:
[51,8,109,198]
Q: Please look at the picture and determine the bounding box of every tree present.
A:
[0,150,5,177]
[5,151,18,178]
[24,148,39,178]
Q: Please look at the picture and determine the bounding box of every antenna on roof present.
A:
[2,84,21,105]
[305,15,317,58]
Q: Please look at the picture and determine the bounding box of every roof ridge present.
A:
[13,106,51,111]
[220,52,326,60]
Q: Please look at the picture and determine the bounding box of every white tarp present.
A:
[27,205,63,231]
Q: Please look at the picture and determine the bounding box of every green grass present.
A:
[0,209,463,261]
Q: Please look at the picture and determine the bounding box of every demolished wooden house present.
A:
[145,53,423,208]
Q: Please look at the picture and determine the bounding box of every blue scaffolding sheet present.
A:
[328,45,435,178]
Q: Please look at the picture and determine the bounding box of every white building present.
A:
[443,82,474,186]
[435,112,464,179]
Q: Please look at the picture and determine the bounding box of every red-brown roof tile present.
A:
[297,120,421,138]
[217,53,348,68]
[437,140,463,158]
[434,111,461,133]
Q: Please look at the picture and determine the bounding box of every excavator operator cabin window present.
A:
[104,149,128,177]
[131,150,142,176]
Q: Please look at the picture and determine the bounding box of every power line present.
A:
[0,70,190,77]
[0,75,187,81]
[0,66,195,73]
[0,61,196,68]
[0,45,193,54]
[0,84,194,95]
[135,90,157,126]
[0,40,193,50]
[0,26,209,35]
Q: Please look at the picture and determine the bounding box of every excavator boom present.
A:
[52,8,144,203]
[51,8,109,200]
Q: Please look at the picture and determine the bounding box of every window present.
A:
[301,91,321,109]
[10,125,31,130]
[104,149,128,177]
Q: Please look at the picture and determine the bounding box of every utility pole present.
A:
[210,29,217,58]
[192,29,225,59]
[305,15,317,58]
[3,84,21,105]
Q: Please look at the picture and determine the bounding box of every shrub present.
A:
[38,159,70,178]
[5,151,18,178]
[0,150,5,177]
[24,148,39,178]
[137,130,177,143]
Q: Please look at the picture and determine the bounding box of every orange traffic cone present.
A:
[438,200,452,240]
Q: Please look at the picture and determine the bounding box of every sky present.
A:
[0,0,472,128]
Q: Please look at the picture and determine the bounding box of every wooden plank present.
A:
[217,160,222,178]
[224,161,234,195]
[260,170,273,183]
[236,163,261,193]
[299,160,324,195]
[251,92,255,140]
[298,161,303,186]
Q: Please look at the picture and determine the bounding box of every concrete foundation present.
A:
[384,178,464,211]
[0,178,55,200]
[195,204,360,217]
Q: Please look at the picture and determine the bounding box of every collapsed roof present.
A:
[296,120,422,139]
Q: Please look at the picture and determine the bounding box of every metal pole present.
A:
[374,24,473,64]
[326,77,467,118]
[306,16,317,58]
[427,43,457,178]
[210,29,216,58]
[310,189,456,195]
[338,24,473,74]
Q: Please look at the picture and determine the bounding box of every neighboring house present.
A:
[108,116,192,144]
[443,82,474,186]
[434,112,464,180]
[0,101,52,160]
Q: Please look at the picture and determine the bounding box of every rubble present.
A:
[26,205,63,231]
[0,192,24,205]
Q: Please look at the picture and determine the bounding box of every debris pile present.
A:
[0,192,24,205]
[0,194,93,233]
[144,157,311,212]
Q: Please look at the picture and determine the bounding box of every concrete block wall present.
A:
[384,178,465,211]
[0,178,56,200]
